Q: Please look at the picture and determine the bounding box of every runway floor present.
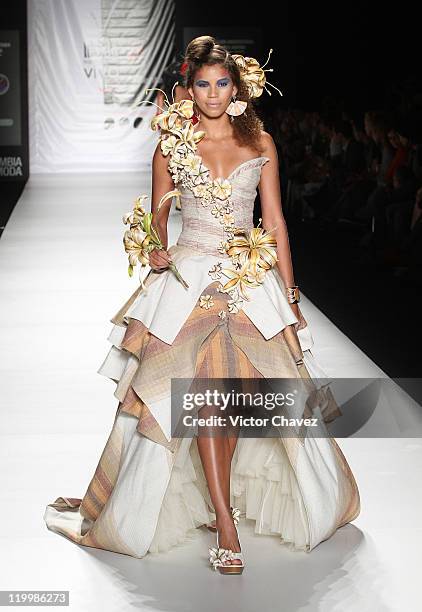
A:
[0,172,421,611]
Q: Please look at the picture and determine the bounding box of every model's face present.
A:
[188,64,237,118]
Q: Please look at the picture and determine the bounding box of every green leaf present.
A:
[143,213,152,234]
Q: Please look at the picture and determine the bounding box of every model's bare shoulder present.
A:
[259,130,277,156]
[151,139,176,219]
[258,131,279,174]
[152,139,168,167]
[152,140,174,183]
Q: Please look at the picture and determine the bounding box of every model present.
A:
[44,35,360,575]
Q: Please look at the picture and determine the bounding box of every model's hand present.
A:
[149,248,173,272]
[289,303,308,331]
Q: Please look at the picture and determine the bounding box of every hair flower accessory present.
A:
[231,48,283,99]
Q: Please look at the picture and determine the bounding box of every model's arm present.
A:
[259,131,296,286]
[258,131,307,329]
[149,141,174,270]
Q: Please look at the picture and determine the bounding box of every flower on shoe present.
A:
[208,546,235,570]
[231,507,241,525]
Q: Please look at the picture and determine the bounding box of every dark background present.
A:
[176,1,419,112]
[0,1,28,230]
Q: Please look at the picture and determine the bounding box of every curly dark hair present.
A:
[182,35,265,154]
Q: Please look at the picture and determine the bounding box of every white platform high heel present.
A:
[208,507,244,575]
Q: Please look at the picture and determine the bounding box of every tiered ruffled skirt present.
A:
[44,276,360,558]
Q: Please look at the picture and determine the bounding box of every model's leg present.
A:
[196,403,242,565]
[205,411,240,530]
[227,430,239,460]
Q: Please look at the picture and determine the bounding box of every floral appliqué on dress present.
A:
[151,99,278,318]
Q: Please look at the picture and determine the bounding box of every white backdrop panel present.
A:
[28,0,175,173]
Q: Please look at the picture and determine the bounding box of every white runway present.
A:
[0,172,421,611]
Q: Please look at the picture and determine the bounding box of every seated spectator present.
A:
[318,120,367,219]
[379,186,422,284]
[334,172,375,221]
[371,165,418,248]
[330,119,365,178]
[364,111,383,169]
[398,115,422,183]
[312,115,331,158]
[366,112,395,187]
[356,118,414,222]
[385,124,410,184]
[355,115,396,220]
[389,165,418,207]
[352,115,374,168]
